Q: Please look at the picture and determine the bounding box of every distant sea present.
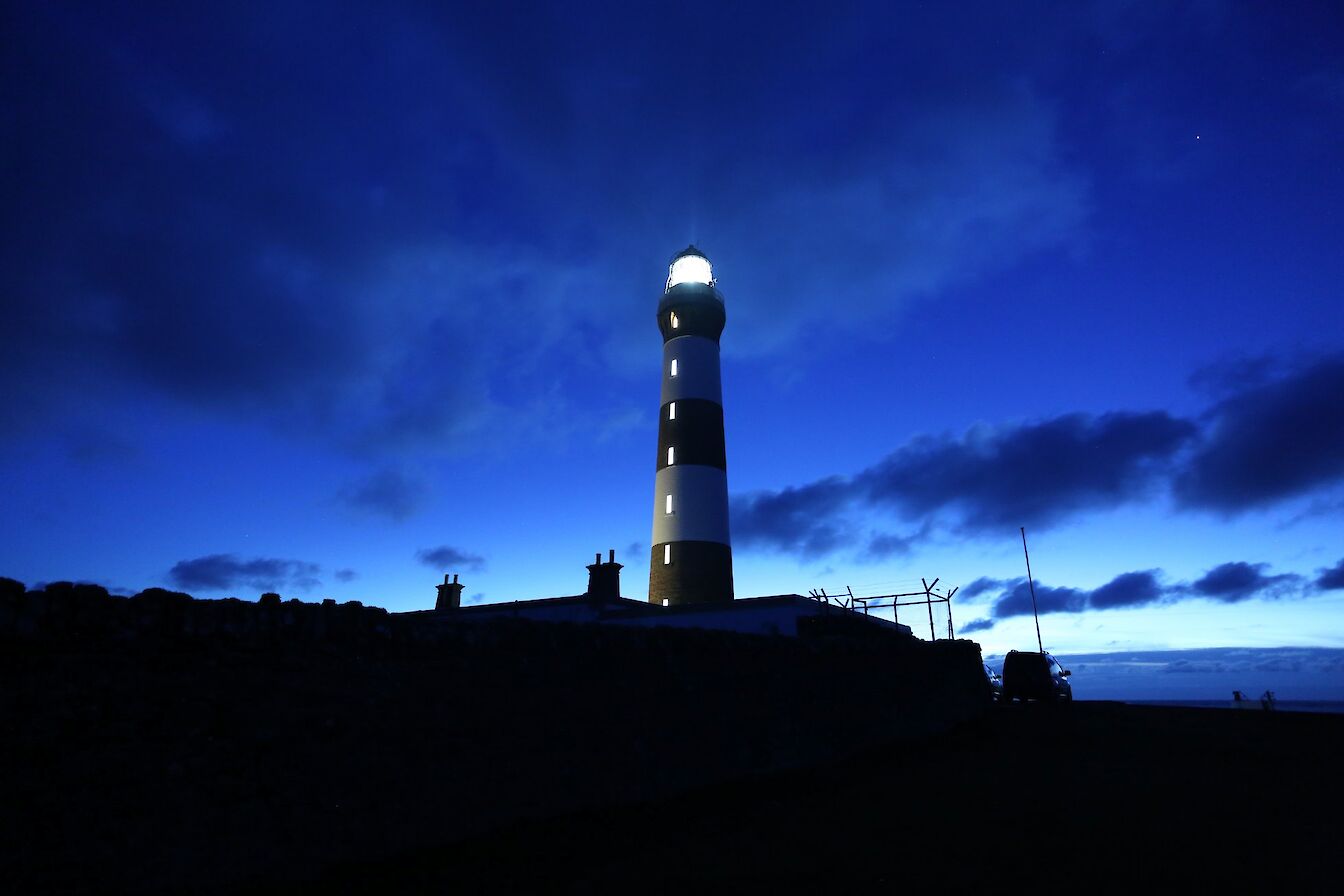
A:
[1126,699,1344,715]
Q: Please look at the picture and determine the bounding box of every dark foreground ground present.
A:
[3,587,1338,892]
[308,701,1342,893]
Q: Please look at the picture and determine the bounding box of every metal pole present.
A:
[1020,527,1043,654]
[922,578,935,640]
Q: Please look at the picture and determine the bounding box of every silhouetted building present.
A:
[416,552,913,639]
[649,246,734,606]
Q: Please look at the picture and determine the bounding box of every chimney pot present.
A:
[586,549,623,603]
[609,549,615,563]
[436,574,465,611]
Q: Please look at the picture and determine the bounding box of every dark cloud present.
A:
[731,354,1344,558]
[334,568,358,583]
[960,576,1004,599]
[731,478,853,556]
[1317,558,1344,591]
[0,5,557,452]
[730,412,1193,558]
[2,4,1093,457]
[168,553,321,593]
[990,580,1087,618]
[856,412,1196,532]
[1088,570,1165,609]
[415,545,485,572]
[959,618,995,634]
[980,561,1306,618]
[865,527,925,560]
[1187,562,1302,603]
[339,468,425,521]
[1174,355,1344,512]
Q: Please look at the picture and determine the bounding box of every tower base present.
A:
[648,541,734,606]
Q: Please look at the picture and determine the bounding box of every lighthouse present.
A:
[649,246,734,606]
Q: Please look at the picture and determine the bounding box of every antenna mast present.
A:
[1020,527,1044,654]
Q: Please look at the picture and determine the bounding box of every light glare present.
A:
[667,255,712,289]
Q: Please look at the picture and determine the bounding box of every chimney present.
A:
[435,573,465,611]
[585,550,623,604]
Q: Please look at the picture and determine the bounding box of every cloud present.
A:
[960,618,996,634]
[730,354,1344,558]
[990,580,1088,618]
[334,568,358,583]
[856,412,1196,532]
[1,4,1095,463]
[1187,562,1302,603]
[1317,558,1344,591]
[730,411,1194,557]
[960,577,1004,600]
[415,545,486,572]
[1088,570,1166,609]
[706,86,1089,354]
[168,554,321,593]
[865,527,926,560]
[978,561,1306,619]
[1174,356,1344,512]
[0,6,590,455]
[731,477,854,556]
[339,468,426,521]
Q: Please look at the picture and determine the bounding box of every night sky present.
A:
[4,2,1342,698]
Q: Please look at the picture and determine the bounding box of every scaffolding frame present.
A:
[807,577,960,640]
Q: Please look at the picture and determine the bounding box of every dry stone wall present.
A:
[1,578,989,891]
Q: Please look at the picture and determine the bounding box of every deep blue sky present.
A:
[3,2,1342,698]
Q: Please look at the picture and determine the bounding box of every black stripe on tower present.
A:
[658,285,725,343]
[656,399,726,471]
[648,541,734,605]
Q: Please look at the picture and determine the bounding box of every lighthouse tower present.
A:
[649,246,734,606]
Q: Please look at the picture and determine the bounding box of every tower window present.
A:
[670,312,679,329]
[670,358,678,377]
[668,402,676,420]
[667,446,675,465]
[663,544,671,565]
[665,494,673,514]
[662,598,669,606]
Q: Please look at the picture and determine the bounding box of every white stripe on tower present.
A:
[660,335,723,405]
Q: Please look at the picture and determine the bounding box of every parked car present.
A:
[1002,650,1072,703]
[984,663,1004,702]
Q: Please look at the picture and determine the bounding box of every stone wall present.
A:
[1,578,989,891]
